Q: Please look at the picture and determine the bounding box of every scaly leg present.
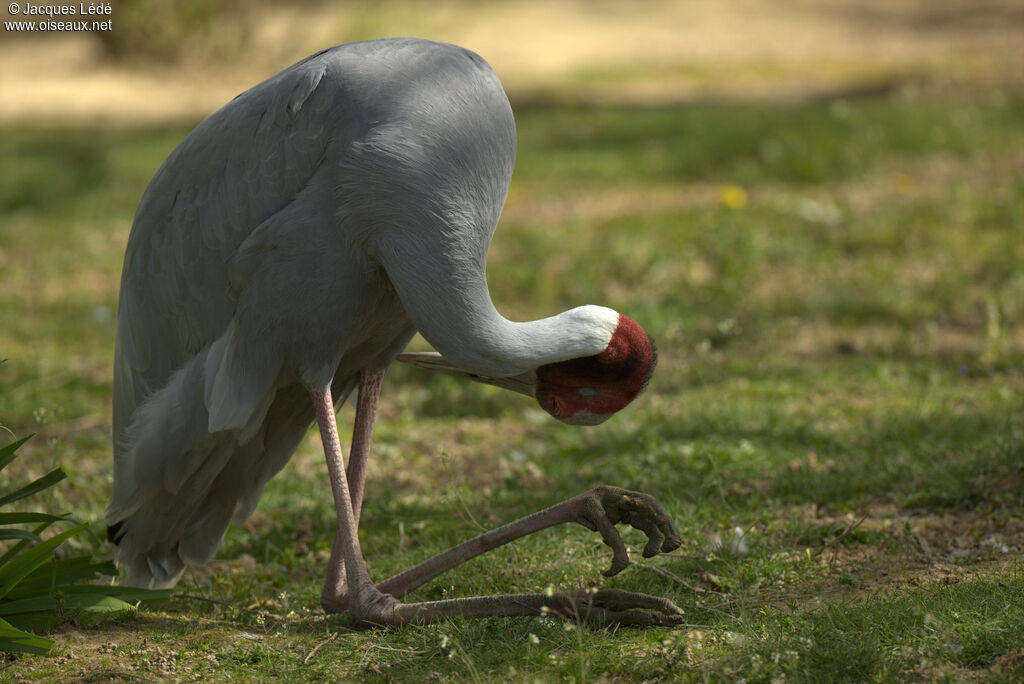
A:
[377,485,680,599]
[315,380,684,627]
[320,370,386,613]
[314,382,398,620]
[347,369,385,528]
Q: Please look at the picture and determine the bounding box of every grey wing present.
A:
[107,49,353,586]
[107,38,509,586]
[112,49,338,450]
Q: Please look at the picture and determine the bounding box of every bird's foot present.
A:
[323,580,404,626]
[336,587,685,628]
[571,485,682,576]
[320,565,352,613]
[349,589,404,627]
[320,588,349,614]
[539,588,686,627]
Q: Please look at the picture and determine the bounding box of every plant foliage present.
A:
[0,435,170,655]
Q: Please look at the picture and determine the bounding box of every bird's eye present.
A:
[577,387,598,397]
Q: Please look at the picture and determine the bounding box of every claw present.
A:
[546,588,686,628]
[345,588,685,628]
[342,485,685,629]
[576,486,682,576]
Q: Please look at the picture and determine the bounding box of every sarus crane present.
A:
[107,37,683,626]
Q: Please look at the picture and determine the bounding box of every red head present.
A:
[534,314,656,425]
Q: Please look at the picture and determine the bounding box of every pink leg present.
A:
[321,370,385,610]
[314,383,397,619]
[347,369,385,528]
[315,378,684,627]
[377,485,679,600]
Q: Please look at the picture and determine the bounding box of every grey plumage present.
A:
[108,38,619,588]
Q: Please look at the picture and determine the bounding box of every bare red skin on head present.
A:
[535,314,656,422]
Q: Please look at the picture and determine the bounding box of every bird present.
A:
[106,37,683,626]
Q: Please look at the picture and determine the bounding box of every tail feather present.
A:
[108,347,214,524]
[179,481,237,567]
[107,361,337,589]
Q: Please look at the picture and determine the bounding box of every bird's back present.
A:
[109,38,516,587]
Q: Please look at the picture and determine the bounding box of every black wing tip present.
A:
[107,521,125,545]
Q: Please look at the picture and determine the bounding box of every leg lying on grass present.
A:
[313,380,685,628]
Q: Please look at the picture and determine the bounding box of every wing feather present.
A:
[113,54,337,448]
[108,37,498,586]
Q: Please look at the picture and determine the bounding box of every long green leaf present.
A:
[0,524,85,600]
[0,520,57,567]
[59,585,172,602]
[6,556,112,599]
[0,434,170,655]
[0,615,51,655]
[63,594,137,613]
[0,593,136,616]
[0,596,54,615]
[35,583,173,603]
[4,611,58,635]
[0,640,51,655]
[0,585,171,618]
[0,512,73,525]
[0,435,32,473]
[0,468,67,508]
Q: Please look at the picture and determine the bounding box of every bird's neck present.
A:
[429,304,621,377]
[368,218,619,377]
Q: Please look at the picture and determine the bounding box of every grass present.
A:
[1,82,1023,681]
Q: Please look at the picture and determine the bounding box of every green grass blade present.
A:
[0,530,42,543]
[0,468,67,508]
[0,520,57,567]
[0,512,74,525]
[0,435,32,472]
[0,524,85,600]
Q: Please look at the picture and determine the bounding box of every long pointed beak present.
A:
[395,352,537,397]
